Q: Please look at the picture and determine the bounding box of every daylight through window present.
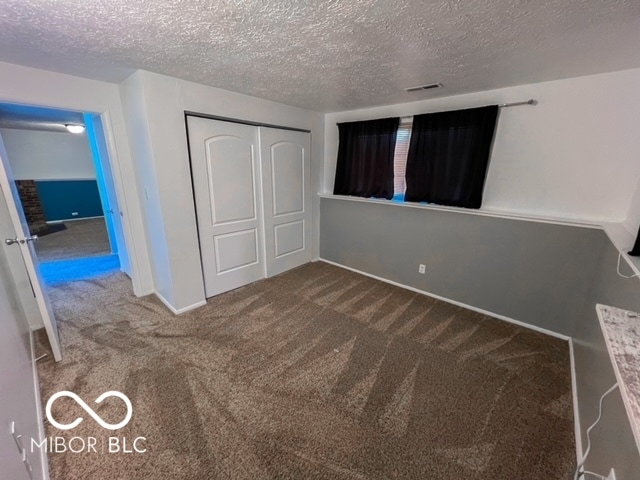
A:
[393,117,412,201]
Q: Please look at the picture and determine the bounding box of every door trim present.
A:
[184,112,311,134]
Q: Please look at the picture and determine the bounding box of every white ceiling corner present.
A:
[0,0,639,112]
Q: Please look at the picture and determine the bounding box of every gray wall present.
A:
[320,196,640,478]
[320,197,604,336]
[573,242,640,479]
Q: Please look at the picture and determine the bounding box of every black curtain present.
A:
[333,117,400,200]
[630,224,640,256]
[404,105,499,208]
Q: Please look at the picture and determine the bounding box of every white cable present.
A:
[573,383,619,480]
[583,471,607,480]
[616,251,640,279]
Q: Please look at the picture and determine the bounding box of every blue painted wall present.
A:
[36,180,103,221]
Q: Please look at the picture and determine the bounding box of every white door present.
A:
[0,235,48,480]
[259,127,312,277]
[187,117,265,298]
[85,113,131,275]
[0,133,61,361]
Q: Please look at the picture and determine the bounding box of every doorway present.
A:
[0,103,129,285]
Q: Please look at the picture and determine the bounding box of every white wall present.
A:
[324,68,640,224]
[119,73,174,307]
[120,70,324,312]
[1,128,95,180]
[0,61,153,297]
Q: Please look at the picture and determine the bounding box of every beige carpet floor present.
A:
[35,218,111,262]
[35,262,575,479]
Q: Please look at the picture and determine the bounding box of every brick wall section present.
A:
[15,180,48,234]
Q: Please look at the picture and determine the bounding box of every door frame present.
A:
[85,113,119,255]
[0,60,154,297]
[84,112,132,276]
[184,111,311,134]
[95,108,146,289]
[0,102,150,302]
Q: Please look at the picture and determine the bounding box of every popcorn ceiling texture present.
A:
[0,0,639,111]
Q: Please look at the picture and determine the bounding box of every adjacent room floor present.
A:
[34,217,119,285]
[34,218,111,262]
[35,262,576,479]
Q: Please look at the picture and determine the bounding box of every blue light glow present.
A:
[39,254,120,286]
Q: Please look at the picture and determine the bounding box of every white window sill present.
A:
[319,193,601,228]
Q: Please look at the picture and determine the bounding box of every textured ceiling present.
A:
[0,1,639,112]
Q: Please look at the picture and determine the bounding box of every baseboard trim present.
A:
[318,258,571,342]
[46,216,105,223]
[569,338,583,466]
[154,291,206,315]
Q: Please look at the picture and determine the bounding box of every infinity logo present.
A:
[46,391,133,431]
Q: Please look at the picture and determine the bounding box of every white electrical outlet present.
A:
[606,468,616,480]
[418,264,426,274]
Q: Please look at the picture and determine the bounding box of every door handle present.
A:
[5,235,38,245]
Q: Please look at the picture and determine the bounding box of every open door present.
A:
[0,132,61,361]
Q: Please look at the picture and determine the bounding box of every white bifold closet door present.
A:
[259,127,311,277]
[187,116,311,298]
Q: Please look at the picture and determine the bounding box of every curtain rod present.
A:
[399,99,538,119]
[499,99,537,108]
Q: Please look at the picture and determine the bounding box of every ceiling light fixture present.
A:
[404,83,443,93]
[64,124,85,134]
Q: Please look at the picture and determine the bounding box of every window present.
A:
[404,106,499,209]
[334,105,498,209]
[333,117,400,200]
[392,117,412,201]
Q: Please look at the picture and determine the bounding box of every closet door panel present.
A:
[214,229,259,273]
[260,127,312,277]
[274,220,304,257]
[271,142,304,216]
[207,137,256,224]
[187,117,264,298]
